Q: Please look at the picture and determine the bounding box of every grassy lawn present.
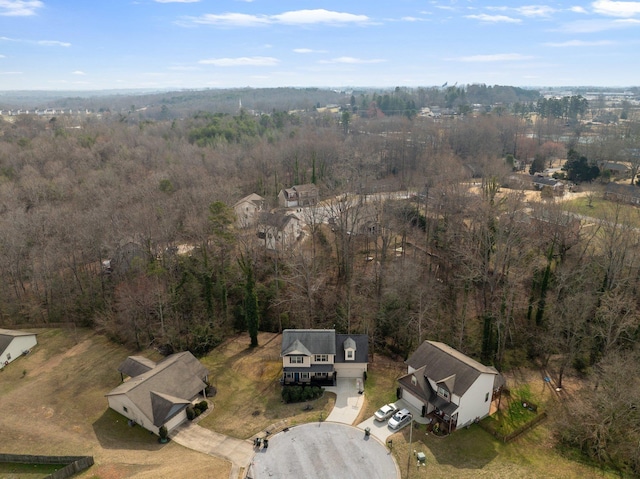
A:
[563,195,640,228]
[356,354,406,423]
[198,332,335,439]
[0,463,63,478]
[483,384,541,437]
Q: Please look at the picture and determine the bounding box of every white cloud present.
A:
[457,53,534,62]
[190,13,270,26]
[38,40,71,47]
[293,48,328,54]
[570,6,589,13]
[592,0,640,17]
[71,70,85,75]
[186,9,370,27]
[198,56,279,66]
[319,56,386,64]
[465,14,522,23]
[0,0,43,16]
[515,5,557,17]
[544,39,614,46]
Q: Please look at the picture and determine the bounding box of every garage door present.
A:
[335,366,364,378]
[402,389,425,411]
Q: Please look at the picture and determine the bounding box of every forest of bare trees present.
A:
[1,89,640,473]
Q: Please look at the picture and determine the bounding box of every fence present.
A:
[478,411,548,443]
[0,453,94,479]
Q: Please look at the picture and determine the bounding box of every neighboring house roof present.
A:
[605,182,640,200]
[598,161,630,173]
[117,355,157,377]
[0,328,36,356]
[106,351,208,428]
[281,329,336,356]
[531,176,563,187]
[335,334,368,363]
[233,193,265,209]
[405,341,499,398]
[259,212,297,230]
[292,183,318,195]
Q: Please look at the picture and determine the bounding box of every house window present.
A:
[485,392,490,402]
[285,372,294,380]
[314,354,328,362]
[290,356,304,364]
[6,353,10,361]
[301,372,310,380]
[437,386,450,401]
[411,375,417,386]
[346,350,354,360]
[123,406,128,413]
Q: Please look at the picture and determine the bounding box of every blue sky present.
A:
[0,0,639,90]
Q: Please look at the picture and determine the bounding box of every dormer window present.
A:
[411,375,417,386]
[437,385,450,401]
[343,337,356,361]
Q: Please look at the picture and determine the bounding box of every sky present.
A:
[0,0,639,91]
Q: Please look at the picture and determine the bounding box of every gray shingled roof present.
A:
[117,356,157,377]
[107,351,208,427]
[281,329,336,356]
[405,341,498,397]
[335,334,368,364]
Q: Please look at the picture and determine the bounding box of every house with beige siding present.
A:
[281,329,368,385]
[397,341,503,432]
[106,351,209,435]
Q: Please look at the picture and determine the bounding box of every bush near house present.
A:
[281,385,324,404]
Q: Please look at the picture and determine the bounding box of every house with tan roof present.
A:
[397,341,503,432]
[106,351,209,435]
[233,193,266,228]
[278,184,319,208]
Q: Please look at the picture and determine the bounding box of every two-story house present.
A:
[278,184,319,208]
[233,193,266,228]
[397,341,503,432]
[280,329,368,385]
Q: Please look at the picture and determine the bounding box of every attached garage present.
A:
[401,389,425,411]
[334,364,365,379]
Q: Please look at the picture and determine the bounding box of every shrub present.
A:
[186,406,196,420]
[159,425,168,439]
[197,400,209,412]
[281,385,324,403]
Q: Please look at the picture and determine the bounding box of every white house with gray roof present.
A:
[397,341,503,431]
[106,351,209,435]
[0,328,37,370]
[281,329,368,385]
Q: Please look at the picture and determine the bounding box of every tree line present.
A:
[0,99,640,473]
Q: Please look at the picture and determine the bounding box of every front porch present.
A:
[281,366,336,387]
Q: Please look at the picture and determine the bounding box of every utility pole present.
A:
[406,417,413,479]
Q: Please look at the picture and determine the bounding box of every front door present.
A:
[294,372,299,382]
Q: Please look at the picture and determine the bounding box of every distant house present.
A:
[280,329,368,385]
[531,175,564,195]
[397,341,503,432]
[278,184,319,208]
[598,161,631,176]
[106,351,209,435]
[257,212,303,251]
[604,182,640,205]
[0,328,37,369]
[233,193,266,228]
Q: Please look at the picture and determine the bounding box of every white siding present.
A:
[1,334,37,369]
[456,373,495,427]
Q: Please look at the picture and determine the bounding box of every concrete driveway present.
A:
[248,422,398,479]
[324,377,365,425]
[357,399,428,444]
[170,422,254,479]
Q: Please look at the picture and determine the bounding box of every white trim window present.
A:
[346,350,354,360]
[437,386,450,401]
[289,356,304,364]
[301,372,310,380]
[314,354,328,362]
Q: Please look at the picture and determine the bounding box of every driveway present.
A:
[357,399,429,444]
[248,422,399,479]
[170,422,254,479]
[324,377,365,425]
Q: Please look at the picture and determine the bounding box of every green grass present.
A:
[563,195,640,228]
[0,463,63,478]
[483,384,541,436]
